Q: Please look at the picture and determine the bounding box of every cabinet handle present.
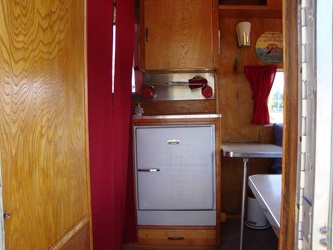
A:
[167,236,184,241]
[145,28,148,42]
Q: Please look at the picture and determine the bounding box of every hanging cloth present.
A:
[244,65,278,124]
[88,0,136,249]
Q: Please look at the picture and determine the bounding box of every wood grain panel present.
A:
[140,0,215,71]
[279,0,298,249]
[133,100,217,116]
[218,17,282,143]
[219,0,282,18]
[53,216,91,250]
[218,16,281,213]
[138,228,216,246]
[219,8,281,18]
[0,0,91,249]
[214,117,222,247]
[59,222,90,250]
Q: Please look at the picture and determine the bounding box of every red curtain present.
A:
[244,65,277,124]
[88,0,135,249]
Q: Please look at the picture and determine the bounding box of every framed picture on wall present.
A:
[255,32,283,64]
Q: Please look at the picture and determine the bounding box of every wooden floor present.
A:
[122,219,278,250]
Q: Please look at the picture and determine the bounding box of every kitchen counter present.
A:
[133,114,222,120]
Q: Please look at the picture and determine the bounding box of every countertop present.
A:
[133,114,222,120]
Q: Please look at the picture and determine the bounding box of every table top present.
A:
[222,142,282,158]
[248,174,281,231]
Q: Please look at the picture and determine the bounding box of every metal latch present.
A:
[319,226,329,247]
[3,214,11,219]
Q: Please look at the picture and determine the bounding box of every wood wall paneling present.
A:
[218,17,282,142]
[59,222,90,250]
[132,100,217,116]
[54,216,91,250]
[218,16,282,213]
[0,0,91,249]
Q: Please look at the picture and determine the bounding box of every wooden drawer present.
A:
[138,228,216,246]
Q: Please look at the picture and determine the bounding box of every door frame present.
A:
[0,153,4,249]
[279,0,299,249]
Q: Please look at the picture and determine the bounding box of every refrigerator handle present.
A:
[138,168,160,172]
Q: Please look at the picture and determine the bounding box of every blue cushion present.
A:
[273,123,283,147]
[270,123,283,173]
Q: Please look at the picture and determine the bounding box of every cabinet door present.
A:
[140,0,216,71]
[135,125,215,210]
[0,1,91,249]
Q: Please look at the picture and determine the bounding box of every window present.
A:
[268,71,284,123]
[112,24,136,93]
[131,67,136,92]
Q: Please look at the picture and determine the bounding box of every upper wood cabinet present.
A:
[139,0,219,72]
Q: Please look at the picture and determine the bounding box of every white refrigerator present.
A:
[134,125,216,226]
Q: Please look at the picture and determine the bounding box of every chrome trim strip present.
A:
[133,114,222,119]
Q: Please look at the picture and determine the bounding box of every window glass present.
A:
[112,24,136,93]
[131,67,135,92]
[268,71,284,124]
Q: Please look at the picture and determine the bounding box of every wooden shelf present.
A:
[219,0,282,18]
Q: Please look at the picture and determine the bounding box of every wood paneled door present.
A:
[140,0,219,71]
[0,1,92,249]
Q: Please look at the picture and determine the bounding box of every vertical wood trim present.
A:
[139,0,146,70]
[212,0,220,115]
[0,152,4,250]
[83,0,93,248]
[215,117,222,247]
[279,0,298,249]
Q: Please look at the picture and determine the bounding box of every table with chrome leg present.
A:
[221,143,282,250]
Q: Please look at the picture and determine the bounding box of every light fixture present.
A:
[236,22,251,48]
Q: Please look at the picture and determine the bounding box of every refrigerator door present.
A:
[135,125,215,210]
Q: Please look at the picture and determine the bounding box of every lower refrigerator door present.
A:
[135,125,216,226]
[135,125,215,210]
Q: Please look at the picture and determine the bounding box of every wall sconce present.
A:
[236,22,251,47]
